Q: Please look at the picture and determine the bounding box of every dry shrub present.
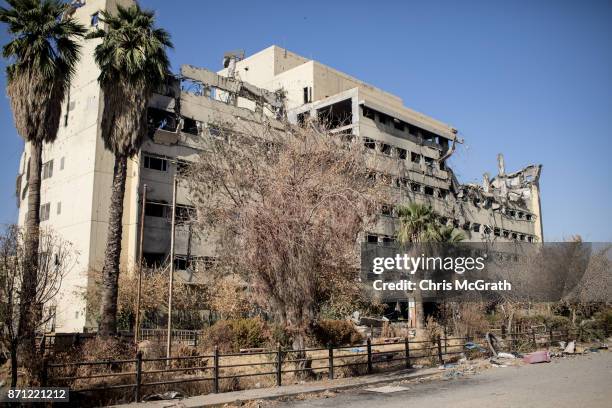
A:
[201,318,267,353]
[209,274,253,319]
[79,336,135,362]
[267,323,292,348]
[85,267,210,332]
[454,303,490,337]
[381,321,397,338]
[48,337,137,405]
[312,320,363,347]
[424,316,442,343]
[423,316,443,365]
[336,354,368,378]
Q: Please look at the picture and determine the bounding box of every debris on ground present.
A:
[365,385,410,393]
[489,359,507,367]
[320,390,336,398]
[523,351,551,364]
[223,400,270,408]
[464,342,487,352]
[143,391,183,401]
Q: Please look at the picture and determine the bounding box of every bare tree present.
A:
[187,120,384,351]
[0,226,75,386]
[84,266,210,332]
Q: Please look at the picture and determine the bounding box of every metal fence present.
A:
[42,328,586,404]
[38,329,203,354]
[43,336,469,403]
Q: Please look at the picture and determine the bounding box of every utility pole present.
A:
[135,184,147,343]
[166,175,178,359]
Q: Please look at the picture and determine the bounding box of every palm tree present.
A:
[0,0,84,373]
[430,224,465,243]
[87,4,172,336]
[395,202,464,328]
[396,202,436,244]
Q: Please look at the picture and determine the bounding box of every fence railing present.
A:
[37,329,204,354]
[43,336,470,403]
[43,329,585,404]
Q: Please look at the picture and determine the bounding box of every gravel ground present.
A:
[277,351,612,408]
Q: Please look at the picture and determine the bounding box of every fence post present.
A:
[530,328,536,347]
[276,344,282,386]
[404,337,411,369]
[213,346,219,393]
[328,344,334,380]
[135,351,142,402]
[548,327,554,348]
[437,336,443,365]
[366,338,373,374]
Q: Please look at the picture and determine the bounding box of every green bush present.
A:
[267,323,292,348]
[230,317,267,351]
[593,309,612,335]
[545,315,571,331]
[578,309,612,341]
[312,320,363,347]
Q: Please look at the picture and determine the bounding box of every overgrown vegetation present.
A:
[312,320,364,347]
[186,120,385,351]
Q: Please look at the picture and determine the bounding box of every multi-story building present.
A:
[15,0,542,332]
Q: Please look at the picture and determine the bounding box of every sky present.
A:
[0,0,611,241]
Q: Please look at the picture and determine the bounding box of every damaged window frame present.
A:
[144,201,167,218]
[181,116,200,135]
[316,98,353,130]
[147,107,179,133]
[380,142,392,156]
[143,155,168,172]
[363,137,376,150]
[379,203,394,217]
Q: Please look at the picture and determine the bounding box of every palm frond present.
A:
[88,3,173,157]
[1,0,86,143]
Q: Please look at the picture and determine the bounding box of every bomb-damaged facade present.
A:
[15,2,542,332]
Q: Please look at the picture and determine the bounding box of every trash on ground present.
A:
[143,391,183,401]
[563,341,576,354]
[497,352,516,359]
[489,358,507,367]
[365,385,410,393]
[464,342,486,352]
[523,351,551,364]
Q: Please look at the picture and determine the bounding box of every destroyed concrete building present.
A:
[15,0,543,332]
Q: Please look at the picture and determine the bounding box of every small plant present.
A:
[312,320,363,347]
[201,318,267,353]
[381,321,397,338]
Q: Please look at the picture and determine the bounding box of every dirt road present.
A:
[279,352,612,408]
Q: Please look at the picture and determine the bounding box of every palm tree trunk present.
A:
[18,141,42,379]
[98,154,128,336]
[10,340,18,387]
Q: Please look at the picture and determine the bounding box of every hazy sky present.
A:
[1,0,611,240]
